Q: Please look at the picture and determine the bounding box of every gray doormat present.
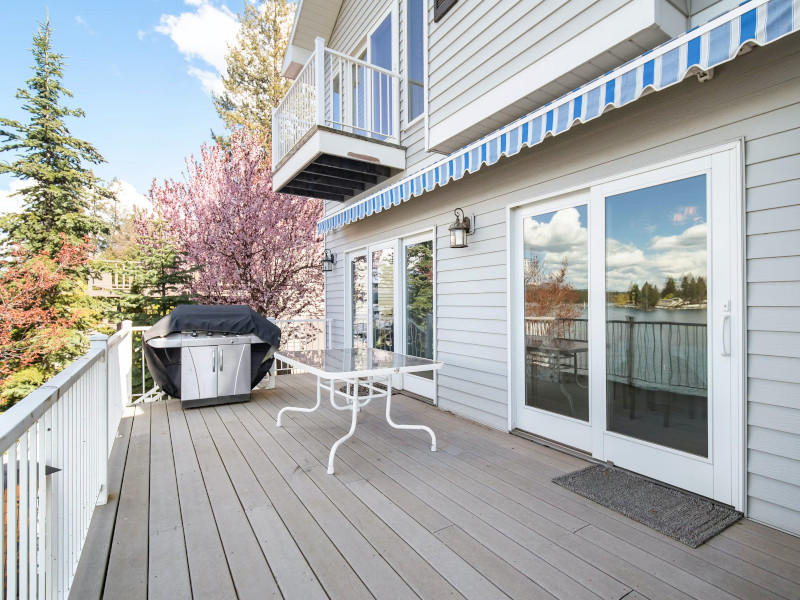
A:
[553,465,743,547]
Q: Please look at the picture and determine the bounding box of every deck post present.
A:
[315,37,326,127]
[90,334,110,506]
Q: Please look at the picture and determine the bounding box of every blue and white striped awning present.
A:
[317,0,799,235]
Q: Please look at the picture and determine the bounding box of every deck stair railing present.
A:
[273,37,401,166]
[0,321,133,599]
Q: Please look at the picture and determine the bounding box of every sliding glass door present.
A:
[346,231,436,400]
[512,149,741,505]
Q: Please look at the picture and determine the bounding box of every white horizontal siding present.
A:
[321,37,800,534]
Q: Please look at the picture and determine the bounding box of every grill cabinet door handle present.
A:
[219,347,223,371]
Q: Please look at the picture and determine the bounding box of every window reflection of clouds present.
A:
[606,176,708,292]
[524,206,589,289]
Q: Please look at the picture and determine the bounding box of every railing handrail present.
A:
[0,349,105,451]
[324,47,401,79]
[0,322,135,451]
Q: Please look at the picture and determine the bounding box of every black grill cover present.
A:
[143,305,282,398]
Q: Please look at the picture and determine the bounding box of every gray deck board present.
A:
[200,406,328,600]
[217,403,374,600]
[230,400,464,600]
[72,374,800,600]
[103,403,151,600]
[68,406,134,600]
[166,399,237,600]
[272,378,622,600]
[148,400,192,600]
[183,408,282,599]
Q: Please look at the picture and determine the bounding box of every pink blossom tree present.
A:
[149,127,323,318]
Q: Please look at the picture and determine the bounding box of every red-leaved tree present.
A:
[524,255,581,339]
[0,237,94,402]
[149,127,323,318]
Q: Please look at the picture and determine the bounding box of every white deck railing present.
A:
[0,321,133,599]
[273,37,401,166]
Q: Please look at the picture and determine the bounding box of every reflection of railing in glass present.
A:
[526,317,707,394]
[406,315,433,358]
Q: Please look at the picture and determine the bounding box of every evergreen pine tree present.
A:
[629,283,641,305]
[696,276,707,304]
[662,276,677,298]
[213,0,295,141]
[0,18,111,256]
[120,210,195,325]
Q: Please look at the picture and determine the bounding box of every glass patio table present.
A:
[274,348,443,474]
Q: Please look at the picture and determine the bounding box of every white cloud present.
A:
[155,0,239,94]
[0,180,30,215]
[110,180,151,213]
[75,15,88,28]
[605,224,707,291]
[187,66,224,96]
[649,223,707,251]
[137,30,147,41]
[524,208,589,288]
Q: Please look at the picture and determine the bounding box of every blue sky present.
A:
[0,0,247,212]
[606,175,707,250]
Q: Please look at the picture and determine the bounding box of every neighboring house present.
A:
[272,0,800,537]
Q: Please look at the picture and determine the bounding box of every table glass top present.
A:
[275,348,442,374]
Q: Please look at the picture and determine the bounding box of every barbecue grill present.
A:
[143,305,281,408]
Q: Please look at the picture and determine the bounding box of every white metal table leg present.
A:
[328,377,359,474]
[276,375,322,426]
[384,379,437,451]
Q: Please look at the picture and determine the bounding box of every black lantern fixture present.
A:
[448,208,472,248]
[322,249,336,272]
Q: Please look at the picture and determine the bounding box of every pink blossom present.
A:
[148,127,324,318]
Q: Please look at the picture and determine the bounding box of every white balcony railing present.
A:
[273,37,401,166]
[0,321,133,599]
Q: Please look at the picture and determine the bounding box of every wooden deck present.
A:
[71,373,800,600]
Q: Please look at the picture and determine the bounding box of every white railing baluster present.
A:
[20,432,29,598]
[38,411,47,600]
[8,436,18,600]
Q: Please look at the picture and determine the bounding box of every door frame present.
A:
[506,141,744,508]
[510,190,593,451]
[342,226,438,402]
[399,230,437,401]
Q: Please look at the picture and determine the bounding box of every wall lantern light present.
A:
[322,249,336,272]
[448,208,473,248]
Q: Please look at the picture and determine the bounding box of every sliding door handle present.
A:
[721,314,731,357]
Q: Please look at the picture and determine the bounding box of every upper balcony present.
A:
[272,38,406,202]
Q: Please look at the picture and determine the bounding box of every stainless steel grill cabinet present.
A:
[143,305,281,408]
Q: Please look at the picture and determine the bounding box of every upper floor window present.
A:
[407,0,425,123]
[434,0,457,22]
